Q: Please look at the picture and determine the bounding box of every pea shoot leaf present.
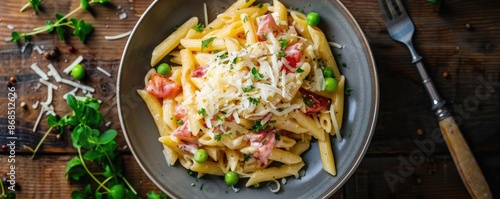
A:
[71,190,85,199]
[80,0,90,10]
[70,18,93,43]
[83,150,102,161]
[45,21,55,33]
[6,192,16,199]
[99,129,117,144]
[65,157,84,179]
[93,0,111,4]
[11,32,21,42]
[29,0,41,12]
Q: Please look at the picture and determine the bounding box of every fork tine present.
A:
[384,0,400,19]
[377,0,391,22]
[394,0,408,16]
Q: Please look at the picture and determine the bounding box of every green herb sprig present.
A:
[28,95,146,199]
[12,0,110,43]
[0,177,16,199]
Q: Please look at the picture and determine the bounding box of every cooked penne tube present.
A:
[141,0,346,191]
[245,162,304,186]
[151,17,198,66]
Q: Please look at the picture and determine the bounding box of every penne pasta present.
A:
[151,17,198,66]
[141,0,346,191]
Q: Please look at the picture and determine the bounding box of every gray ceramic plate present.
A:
[117,0,378,198]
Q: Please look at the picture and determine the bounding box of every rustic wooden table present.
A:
[1,0,499,198]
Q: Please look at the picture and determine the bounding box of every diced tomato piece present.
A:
[248,129,276,165]
[299,89,330,115]
[257,14,282,41]
[173,120,197,143]
[282,42,304,72]
[145,74,181,98]
[191,66,208,78]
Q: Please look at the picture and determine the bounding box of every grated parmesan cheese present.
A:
[30,63,49,80]
[63,55,84,74]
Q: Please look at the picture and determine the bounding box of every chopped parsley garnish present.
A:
[278,51,286,58]
[194,23,205,32]
[335,53,342,60]
[275,133,280,141]
[187,170,194,176]
[227,131,233,136]
[251,120,268,132]
[243,15,248,23]
[279,38,288,50]
[232,57,238,64]
[296,68,304,73]
[197,108,208,116]
[261,34,267,40]
[274,162,284,168]
[201,37,216,51]
[342,63,347,68]
[215,133,223,141]
[243,153,253,162]
[243,85,254,92]
[257,3,263,8]
[248,97,260,106]
[176,119,184,125]
[261,138,267,144]
[219,53,228,59]
[244,30,249,37]
[216,115,225,121]
[300,94,314,107]
[251,67,264,80]
[345,87,354,96]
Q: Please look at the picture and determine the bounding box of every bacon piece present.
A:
[248,129,276,165]
[257,14,282,41]
[299,89,330,115]
[191,66,208,78]
[144,74,181,98]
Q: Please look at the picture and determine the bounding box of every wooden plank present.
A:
[0,155,161,198]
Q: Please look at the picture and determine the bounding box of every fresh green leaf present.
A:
[243,153,252,162]
[72,125,83,149]
[83,150,102,161]
[257,3,264,9]
[67,94,78,113]
[275,133,280,141]
[214,133,223,141]
[176,119,184,125]
[103,165,113,178]
[80,0,90,10]
[278,51,286,58]
[55,13,65,21]
[71,190,85,199]
[93,0,110,4]
[251,67,264,80]
[109,184,125,199]
[300,94,313,107]
[197,108,208,117]
[45,21,55,33]
[98,129,117,144]
[71,18,93,43]
[201,37,216,51]
[11,32,21,43]
[65,157,83,174]
[243,85,254,92]
[68,166,86,181]
[95,191,103,199]
[279,38,288,50]
[56,26,65,41]
[6,192,16,199]
[29,0,41,12]
[248,97,260,106]
[194,23,205,32]
[47,114,59,127]
[296,68,304,73]
[251,120,268,132]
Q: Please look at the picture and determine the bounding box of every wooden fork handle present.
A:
[439,116,492,199]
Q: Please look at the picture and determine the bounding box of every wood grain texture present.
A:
[439,116,492,199]
[0,0,499,198]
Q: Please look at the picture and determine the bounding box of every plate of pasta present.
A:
[117,0,378,198]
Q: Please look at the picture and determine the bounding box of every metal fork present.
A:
[378,0,492,198]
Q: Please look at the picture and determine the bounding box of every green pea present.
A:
[306,12,320,26]
[194,149,208,163]
[71,64,86,80]
[157,63,171,75]
[225,171,239,186]
[324,77,338,92]
[323,67,334,78]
